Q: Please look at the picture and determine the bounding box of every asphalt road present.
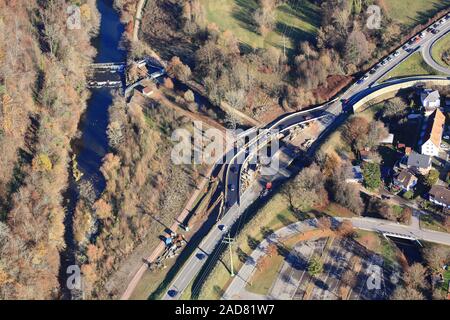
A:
[162,16,450,300]
[421,15,450,75]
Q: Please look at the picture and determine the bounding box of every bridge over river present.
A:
[86,58,165,91]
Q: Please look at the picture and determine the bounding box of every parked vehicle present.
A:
[168,290,178,297]
[393,50,400,57]
[357,75,368,84]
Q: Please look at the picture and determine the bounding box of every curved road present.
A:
[224,215,450,300]
[421,14,450,75]
[162,14,450,300]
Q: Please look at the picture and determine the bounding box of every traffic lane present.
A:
[163,205,236,300]
[164,200,244,299]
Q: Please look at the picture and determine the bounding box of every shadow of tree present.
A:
[247,235,260,250]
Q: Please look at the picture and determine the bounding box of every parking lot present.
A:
[268,237,401,300]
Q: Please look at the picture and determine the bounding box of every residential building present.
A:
[420,109,445,157]
[421,89,441,114]
[429,185,450,208]
[406,152,432,175]
[393,169,418,191]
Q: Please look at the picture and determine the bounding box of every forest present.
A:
[0,0,98,299]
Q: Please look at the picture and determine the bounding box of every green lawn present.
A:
[384,0,450,27]
[432,33,450,68]
[245,252,285,295]
[443,269,450,292]
[380,52,441,82]
[200,0,320,55]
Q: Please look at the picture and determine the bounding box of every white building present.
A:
[420,109,445,157]
[421,89,441,115]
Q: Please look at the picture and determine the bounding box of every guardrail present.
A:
[352,76,450,112]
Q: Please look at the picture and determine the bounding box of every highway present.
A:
[161,13,450,300]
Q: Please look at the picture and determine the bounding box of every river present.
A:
[59,0,126,299]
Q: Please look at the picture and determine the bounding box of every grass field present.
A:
[196,188,359,299]
[245,251,285,295]
[354,230,398,266]
[383,0,450,27]
[200,0,320,55]
[432,33,450,68]
[196,193,299,299]
[380,52,441,82]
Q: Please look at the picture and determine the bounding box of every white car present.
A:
[393,50,400,57]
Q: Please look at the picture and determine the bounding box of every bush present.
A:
[403,190,414,200]
[362,162,382,190]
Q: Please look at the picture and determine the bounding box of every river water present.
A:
[60,0,126,299]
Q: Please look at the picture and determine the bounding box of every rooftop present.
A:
[421,89,440,103]
[422,109,445,147]
[407,151,431,169]
[429,185,450,207]
[395,169,417,189]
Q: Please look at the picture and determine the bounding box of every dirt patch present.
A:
[356,232,381,252]
[282,229,335,246]
[313,75,354,101]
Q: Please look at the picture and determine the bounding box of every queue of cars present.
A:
[356,13,450,85]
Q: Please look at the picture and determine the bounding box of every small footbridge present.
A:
[86,58,165,91]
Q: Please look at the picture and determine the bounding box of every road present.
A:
[224,215,450,300]
[339,216,450,246]
[161,14,450,300]
[132,0,145,42]
[421,16,450,75]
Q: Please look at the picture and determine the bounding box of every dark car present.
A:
[168,290,178,297]
[196,253,206,260]
[228,184,235,191]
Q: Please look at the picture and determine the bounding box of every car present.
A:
[427,27,434,32]
[369,68,377,75]
[380,59,387,66]
[432,29,439,34]
[393,50,400,57]
[196,253,206,260]
[444,135,450,140]
[167,290,178,297]
[402,44,409,50]
[413,36,421,43]
[418,31,426,38]
[433,23,439,28]
[228,184,235,191]
[381,195,391,200]
[218,224,228,232]
[386,55,393,61]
